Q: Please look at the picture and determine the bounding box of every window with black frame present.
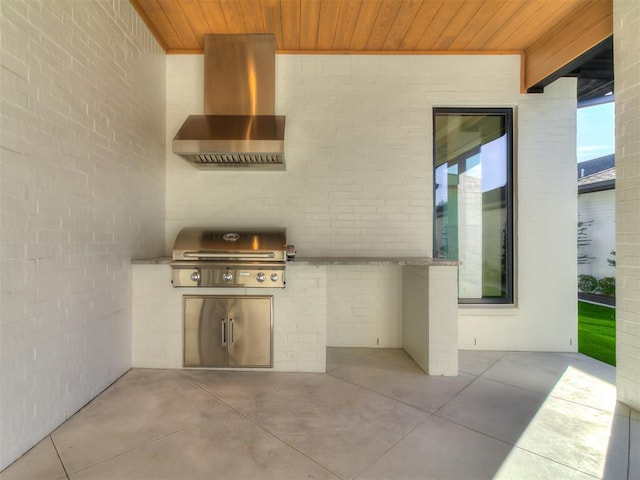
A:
[433,108,514,304]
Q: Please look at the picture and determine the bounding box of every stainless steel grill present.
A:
[170,227,288,288]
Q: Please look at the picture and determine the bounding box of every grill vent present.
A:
[196,153,284,165]
[181,152,285,170]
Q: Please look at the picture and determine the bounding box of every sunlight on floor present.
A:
[494,366,618,479]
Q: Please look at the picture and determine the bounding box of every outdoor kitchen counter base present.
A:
[132,258,458,375]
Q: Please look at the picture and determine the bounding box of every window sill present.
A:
[458,304,520,316]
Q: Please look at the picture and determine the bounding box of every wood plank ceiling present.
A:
[130,0,613,92]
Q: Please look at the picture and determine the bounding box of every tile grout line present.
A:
[325,368,443,415]
[508,443,602,479]
[49,435,70,480]
[434,355,620,480]
[472,372,620,417]
[429,410,601,479]
[427,351,507,418]
[65,424,201,477]
[350,413,436,480]
[54,372,235,477]
[183,374,344,479]
[346,351,535,480]
[326,349,477,415]
[431,370,488,418]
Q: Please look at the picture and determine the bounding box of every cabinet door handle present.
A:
[221,319,227,346]
[229,319,234,344]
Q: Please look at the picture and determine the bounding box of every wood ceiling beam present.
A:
[522,0,612,93]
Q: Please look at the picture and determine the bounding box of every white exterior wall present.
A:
[0,1,165,470]
[327,265,403,347]
[578,189,617,279]
[614,0,640,412]
[166,55,577,353]
[132,264,327,373]
[459,79,578,351]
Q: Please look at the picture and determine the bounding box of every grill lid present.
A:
[172,227,287,262]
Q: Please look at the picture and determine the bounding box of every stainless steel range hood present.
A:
[172,34,286,170]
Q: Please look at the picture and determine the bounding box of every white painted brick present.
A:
[132,264,327,374]
[614,0,640,412]
[0,0,165,470]
[164,52,578,354]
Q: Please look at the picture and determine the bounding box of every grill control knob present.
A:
[270,273,279,282]
[190,271,201,282]
[222,272,233,282]
[256,272,266,282]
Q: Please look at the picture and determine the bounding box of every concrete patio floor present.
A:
[2,348,638,479]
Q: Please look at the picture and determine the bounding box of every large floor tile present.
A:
[0,437,66,480]
[52,369,226,473]
[483,352,614,396]
[514,396,621,478]
[330,349,475,413]
[235,374,428,479]
[4,349,633,480]
[183,370,317,408]
[493,447,598,480]
[458,350,505,376]
[436,377,547,445]
[70,410,337,480]
[356,415,512,480]
[546,364,617,413]
[326,347,378,372]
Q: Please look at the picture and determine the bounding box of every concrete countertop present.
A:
[292,256,459,266]
[132,257,172,264]
[132,256,459,266]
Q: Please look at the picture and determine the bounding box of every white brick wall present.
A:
[165,54,578,353]
[132,264,327,373]
[578,190,616,278]
[403,265,459,375]
[269,265,327,372]
[327,265,403,347]
[614,0,640,412]
[459,79,578,351]
[164,54,522,256]
[0,0,165,469]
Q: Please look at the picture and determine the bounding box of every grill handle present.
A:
[221,319,227,347]
[183,251,276,259]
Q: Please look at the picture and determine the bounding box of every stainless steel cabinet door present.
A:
[227,297,272,367]
[184,297,227,367]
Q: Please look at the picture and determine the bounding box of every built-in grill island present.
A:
[170,227,290,369]
[170,227,288,288]
[133,230,459,375]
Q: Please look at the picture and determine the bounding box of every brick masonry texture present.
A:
[165,55,578,353]
[2,5,619,469]
[0,0,165,469]
[615,0,640,412]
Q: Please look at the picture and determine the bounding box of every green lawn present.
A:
[578,301,616,366]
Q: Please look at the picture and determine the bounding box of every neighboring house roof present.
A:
[577,154,615,178]
[578,167,615,193]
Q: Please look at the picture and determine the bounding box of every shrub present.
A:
[597,277,616,297]
[578,274,599,293]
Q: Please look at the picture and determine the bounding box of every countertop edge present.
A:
[292,257,459,266]
[132,257,172,264]
[131,257,459,266]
